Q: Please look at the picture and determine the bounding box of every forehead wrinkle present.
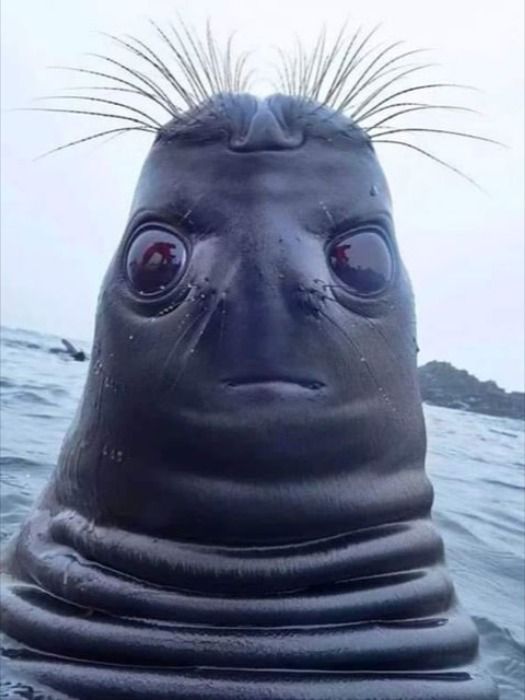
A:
[130,191,223,236]
[133,137,390,236]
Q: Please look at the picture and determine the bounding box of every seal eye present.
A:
[126,228,187,296]
[328,231,393,295]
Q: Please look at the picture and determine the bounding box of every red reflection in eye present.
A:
[329,232,392,294]
[141,241,177,267]
[126,229,187,295]
[332,243,352,265]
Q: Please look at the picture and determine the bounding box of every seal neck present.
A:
[17,508,444,597]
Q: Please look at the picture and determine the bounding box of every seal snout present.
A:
[228,97,305,152]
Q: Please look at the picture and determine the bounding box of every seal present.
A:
[49,339,87,362]
[1,26,498,700]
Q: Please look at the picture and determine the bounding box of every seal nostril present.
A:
[228,100,305,152]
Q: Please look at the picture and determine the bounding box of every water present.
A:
[1,325,524,698]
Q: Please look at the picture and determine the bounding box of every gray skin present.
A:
[0,95,498,699]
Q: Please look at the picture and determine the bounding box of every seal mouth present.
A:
[223,376,325,391]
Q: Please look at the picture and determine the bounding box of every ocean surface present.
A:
[1,325,524,698]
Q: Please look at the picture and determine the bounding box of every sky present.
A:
[1,0,524,391]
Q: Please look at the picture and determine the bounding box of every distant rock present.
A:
[418,361,524,420]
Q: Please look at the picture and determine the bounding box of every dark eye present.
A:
[126,228,187,295]
[328,231,393,295]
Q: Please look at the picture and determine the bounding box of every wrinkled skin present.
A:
[0,96,498,699]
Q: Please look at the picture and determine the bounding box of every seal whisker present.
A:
[206,22,227,96]
[20,106,157,130]
[349,65,435,119]
[353,82,473,121]
[60,85,142,94]
[371,138,482,189]
[48,65,175,115]
[106,32,198,111]
[316,25,364,104]
[36,95,163,128]
[315,304,396,410]
[215,296,228,359]
[157,316,205,393]
[333,58,431,112]
[88,53,181,116]
[153,21,211,103]
[363,104,479,131]
[363,317,416,368]
[370,126,501,145]
[169,294,227,391]
[158,295,203,378]
[316,25,383,106]
[34,23,494,182]
[35,126,151,159]
[357,99,470,121]
[171,258,241,389]
[167,308,211,390]
[335,47,429,110]
[317,288,414,383]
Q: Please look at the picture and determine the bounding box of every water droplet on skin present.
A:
[128,335,134,341]
[370,185,378,196]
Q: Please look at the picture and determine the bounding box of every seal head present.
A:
[46,95,428,544]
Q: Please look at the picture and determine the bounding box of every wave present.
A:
[475,616,525,700]
[489,428,521,439]
[0,378,16,389]
[1,338,43,352]
[0,456,50,471]
[2,390,55,407]
[475,616,524,652]
[481,477,524,492]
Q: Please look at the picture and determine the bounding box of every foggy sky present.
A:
[1,0,524,390]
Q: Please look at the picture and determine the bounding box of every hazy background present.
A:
[1,0,524,391]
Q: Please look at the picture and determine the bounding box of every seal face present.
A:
[1,95,498,699]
